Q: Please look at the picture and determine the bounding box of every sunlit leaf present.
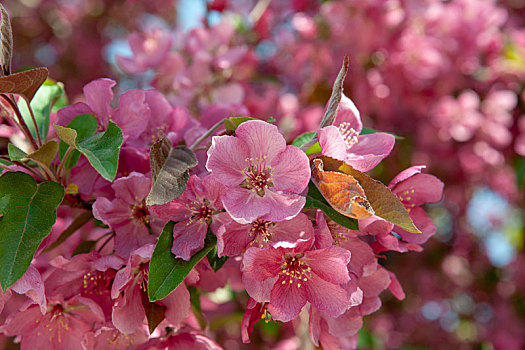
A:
[319,156,420,233]
[305,181,358,230]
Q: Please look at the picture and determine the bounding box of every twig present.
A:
[189,119,224,150]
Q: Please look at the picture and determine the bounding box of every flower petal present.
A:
[345,133,395,172]
[318,126,348,161]
[304,274,352,319]
[260,190,306,223]
[271,145,311,193]
[206,135,250,186]
[235,120,286,163]
[172,220,208,261]
[268,275,307,322]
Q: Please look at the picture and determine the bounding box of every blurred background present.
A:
[2,0,524,348]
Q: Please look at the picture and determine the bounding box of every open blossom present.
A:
[93,172,165,258]
[149,174,224,260]
[215,212,314,257]
[241,238,352,322]
[206,120,310,223]
[317,94,395,172]
[0,296,104,350]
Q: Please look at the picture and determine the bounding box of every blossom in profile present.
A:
[317,94,395,172]
[149,175,224,260]
[206,120,310,223]
[388,166,444,246]
[111,245,190,334]
[241,238,353,322]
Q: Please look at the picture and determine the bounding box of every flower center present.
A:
[82,270,114,297]
[187,199,213,225]
[280,253,311,288]
[136,263,149,292]
[35,305,69,343]
[130,200,150,226]
[338,122,359,148]
[241,157,274,197]
[249,219,274,247]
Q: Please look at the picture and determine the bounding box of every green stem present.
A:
[189,119,224,150]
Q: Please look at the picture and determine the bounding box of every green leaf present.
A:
[187,285,207,329]
[55,120,123,181]
[58,114,97,169]
[0,172,64,290]
[141,289,166,334]
[515,157,525,189]
[148,221,217,301]
[18,79,64,140]
[8,141,58,168]
[305,142,322,155]
[207,244,229,272]
[292,132,315,148]
[7,144,27,161]
[224,116,258,132]
[76,122,123,181]
[305,181,358,230]
[26,141,58,167]
[72,240,97,256]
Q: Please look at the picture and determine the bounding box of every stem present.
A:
[0,94,38,150]
[97,232,115,253]
[249,0,272,24]
[0,162,11,172]
[189,119,224,150]
[24,98,42,146]
[57,147,74,182]
[0,155,46,180]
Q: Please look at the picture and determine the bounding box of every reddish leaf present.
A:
[0,67,48,102]
[317,156,421,233]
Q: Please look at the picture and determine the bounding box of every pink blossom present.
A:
[44,252,124,317]
[0,296,104,350]
[215,212,314,257]
[117,29,172,74]
[241,238,352,322]
[57,78,116,129]
[111,245,190,334]
[388,166,444,246]
[317,94,395,172]
[93,172,165,258]
[150,175,225,260]
[82,326,149,350]
[206,120,310,223]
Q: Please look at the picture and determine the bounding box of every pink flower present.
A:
[82,326,149,350]
[241,238,352,322]
[57,78,116,129]
[215,212,314,257]
[44,252,124,317]
[117,29,172,74]
[93,172,165,258]
[111,245,190,334]
[388,166,444,247]
[317,94,395,172]
[206,120,310,223]
[0,296,104,350]
[150,175,225,261]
